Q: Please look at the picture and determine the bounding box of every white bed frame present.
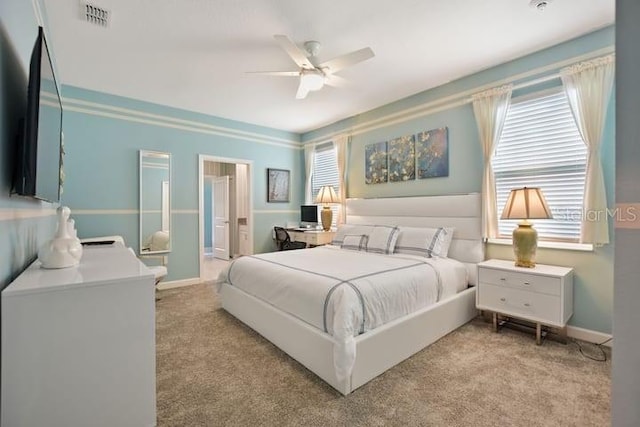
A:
[220,193,484,395]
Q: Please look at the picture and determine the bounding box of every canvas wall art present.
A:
[267,168,290,202]
[388,134,415,182]
[416,127,449,179]
[365,141,388,184]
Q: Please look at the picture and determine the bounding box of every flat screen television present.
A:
[12,27,63,203]
[300,205,318,227]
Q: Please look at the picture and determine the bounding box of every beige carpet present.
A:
[156,283,610,427]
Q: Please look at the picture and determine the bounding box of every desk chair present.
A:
[274,227,306,251]
[125,247,167,285]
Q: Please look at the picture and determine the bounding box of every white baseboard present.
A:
[567,325,613,347]
[157,277,200,290]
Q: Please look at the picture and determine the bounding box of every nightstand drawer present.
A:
[479,267,561,296]
[478,283,561,325]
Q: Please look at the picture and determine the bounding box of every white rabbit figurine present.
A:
[38,206,83,269]
[66,217,83,261]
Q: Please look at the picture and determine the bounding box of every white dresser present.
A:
[1,244,156,427]
[476,259,574,344]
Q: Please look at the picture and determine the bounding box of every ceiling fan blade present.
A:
[319,47,374,74]
[324,74,348,88]
[245,71,300,77]
[274,35,314,69]
[295,80,309,99]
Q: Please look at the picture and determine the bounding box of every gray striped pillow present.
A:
[341,234,369,251]
[332,224,374,246]
[394,226,454,258]
[365,225,400,255]
[333,224,400,254]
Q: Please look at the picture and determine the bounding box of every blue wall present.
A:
[0,1,58,289]
[61,85,304,281]
[303,27,615,334]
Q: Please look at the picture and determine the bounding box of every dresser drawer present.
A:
[479,267,561,296]
[294,233,311,244]
[289,231,335,246]
[478,283,562,326]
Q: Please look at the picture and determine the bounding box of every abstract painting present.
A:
[388,134,415,182]
[365,141,388,184]
[416,127,449,179]
[267,168,290,202]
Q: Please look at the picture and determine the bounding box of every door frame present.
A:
[198,154,254,282]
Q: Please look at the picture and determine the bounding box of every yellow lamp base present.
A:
[320,207,332,231]
[513,221,538,268]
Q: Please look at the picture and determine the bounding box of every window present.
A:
[493,89,587,242]
[311,143,340,225]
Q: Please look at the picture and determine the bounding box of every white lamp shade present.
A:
[300,70,325,92]
[315,186,338,204]
[501,187,553,220]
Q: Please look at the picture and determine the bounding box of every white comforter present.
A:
[217,245,467,380]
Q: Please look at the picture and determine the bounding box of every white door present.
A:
[213,176,230,260]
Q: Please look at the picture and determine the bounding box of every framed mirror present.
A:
[139,150,171,254]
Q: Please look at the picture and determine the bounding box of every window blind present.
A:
[493,89,587,242]
[312,143,340,225]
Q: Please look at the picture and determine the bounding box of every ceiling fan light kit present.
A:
[248,35,375,99]
[300,70,325,91]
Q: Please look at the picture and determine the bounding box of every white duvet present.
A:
[217,245,468,380]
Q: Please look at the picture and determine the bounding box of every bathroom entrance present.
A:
[198,155,253,281]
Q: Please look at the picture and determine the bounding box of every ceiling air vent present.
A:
[529,0,552,11]
[81,2,110,27]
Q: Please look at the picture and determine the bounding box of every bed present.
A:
[217,193,484,395]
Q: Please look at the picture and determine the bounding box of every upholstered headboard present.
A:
[345,193,484,285]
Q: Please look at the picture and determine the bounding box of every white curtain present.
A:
[560,55,614,245]
[333,134,349,224]
[304,144,314,204]
[471,85,513,239]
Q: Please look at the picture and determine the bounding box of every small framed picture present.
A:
[267,168,290,203]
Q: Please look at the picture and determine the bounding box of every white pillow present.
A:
[365,225,400,255]
[332,224,399,255]
[332,224,374,246]
[341,234,369,252]
[394,226,455,258]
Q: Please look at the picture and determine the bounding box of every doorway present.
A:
[198,155,253,282]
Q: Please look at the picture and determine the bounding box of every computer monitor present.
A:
[300,205,318,227]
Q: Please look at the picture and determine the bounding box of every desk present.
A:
[288,229,335,247]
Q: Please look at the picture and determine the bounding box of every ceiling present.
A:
[42,0,615,134]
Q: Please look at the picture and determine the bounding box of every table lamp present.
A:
[315,186,338,231]
[500,187,553,268]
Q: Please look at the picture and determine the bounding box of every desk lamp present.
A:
[315,186,338,231]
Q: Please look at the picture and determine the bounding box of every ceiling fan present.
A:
[248,35,375,99]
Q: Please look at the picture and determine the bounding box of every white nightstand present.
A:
[476,259,574,345]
